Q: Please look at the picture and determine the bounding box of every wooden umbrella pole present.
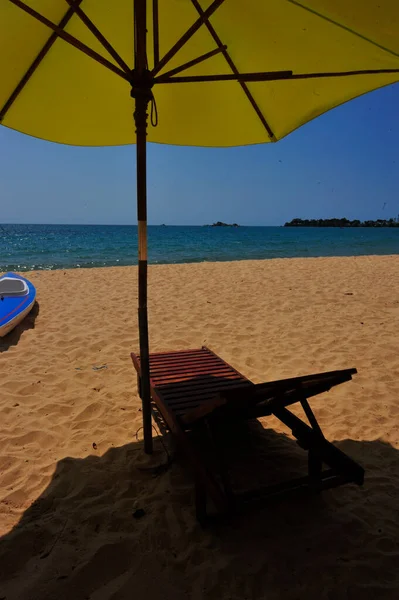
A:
[133,0,153,454]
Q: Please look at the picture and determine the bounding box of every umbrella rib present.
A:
[157,71,293,83]
[190,0,276,141]
[153,0,160,67]
[152,0,226,77]
[0,0,83,122]
[64,0,131,73]
[290,68,399,80]
[157,67,399,83]
[8,0,130,81]
[157,46,228,79]
[287,0,399,59]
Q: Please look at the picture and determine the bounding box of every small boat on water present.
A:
[0,272,36,337]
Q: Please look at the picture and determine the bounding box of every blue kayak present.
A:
[0,272,36,337]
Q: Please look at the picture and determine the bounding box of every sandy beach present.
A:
[1,255,398,599]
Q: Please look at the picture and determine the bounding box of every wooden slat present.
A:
[148,348,212,360]
[159,391,233,403]
[166,392,231,408]
[157,376,250,395]
[149,352,227,364]
[165,399,203,411]
[151,367,241,382]
[146,348,208,360]
[151,369,238,382]
[150,359,218,370]
[152,377,240,391]
[163,379,251,401]
[149,358,231,374]
[152,374,240,387]
[149,356,229,370]
[150,352,232,366]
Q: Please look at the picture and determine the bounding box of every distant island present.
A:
[284,217,399,228]
[205,221,239,227]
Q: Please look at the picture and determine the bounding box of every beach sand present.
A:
[1,256,398,599]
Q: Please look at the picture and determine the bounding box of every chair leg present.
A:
[301,398,324,484]
[300,397,323,436]
[274,406,365,485]
[301,399,324,483]
[137,374,142,399]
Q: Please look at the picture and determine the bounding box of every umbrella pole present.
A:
[133,0,153,454]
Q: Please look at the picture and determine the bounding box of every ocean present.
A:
[1,223,399,271]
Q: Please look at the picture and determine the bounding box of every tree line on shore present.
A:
[284,217,399,228]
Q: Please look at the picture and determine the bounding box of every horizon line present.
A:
[0,222,283,227]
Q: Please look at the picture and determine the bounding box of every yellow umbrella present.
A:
[2,0,399,452]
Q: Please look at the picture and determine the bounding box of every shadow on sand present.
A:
[0,421,398,600]
[0,301,40,353]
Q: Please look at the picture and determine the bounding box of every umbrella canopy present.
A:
[1,0,399,454]
[2,1,399,146]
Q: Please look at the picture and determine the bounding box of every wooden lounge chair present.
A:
[131,346,364,523]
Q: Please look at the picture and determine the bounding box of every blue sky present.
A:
[1,83,398,226]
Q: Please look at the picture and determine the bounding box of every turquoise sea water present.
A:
[1,224,399,271]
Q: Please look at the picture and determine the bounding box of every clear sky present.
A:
[1,83,398,226]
